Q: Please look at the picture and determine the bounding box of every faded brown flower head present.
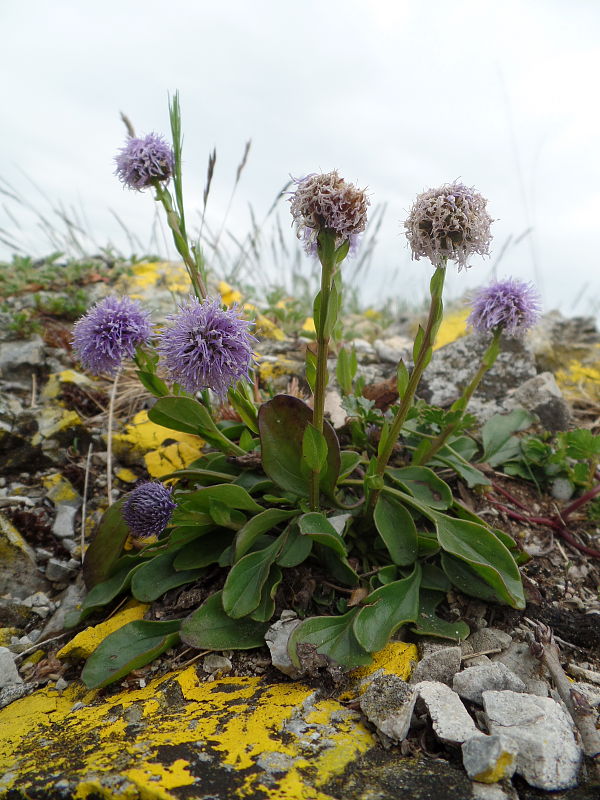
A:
[404,182,493,270]
[289,170,369,255]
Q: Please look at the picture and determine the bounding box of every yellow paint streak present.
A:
[259,358,299,381]
[1,657,386,798]
[144,440,204,478]
[433,308,470,350]
[112,409,204,468]
[474,750,516,783]
[116,468,139,483]
[41,369,94,401]
[43,472,80,504]
[219,280,243,305]
[556,354,600,402]
[0,627,18,646]
[57,601,149,660]
[352,641,417,682]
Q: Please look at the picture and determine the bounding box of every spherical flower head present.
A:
[115,133,174,190]
[122,481,176,540]
[404,182,493,270]
[468,278,541,337]
[72,295,152,375]
[156,296,256,397]
[289,170,369,256]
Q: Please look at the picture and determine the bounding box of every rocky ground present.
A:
[0,260,599,799]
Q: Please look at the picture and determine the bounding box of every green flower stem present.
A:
[367,264,446,512]
[153,182,207,300]
[309,230,338,511]
[413,327,503,466]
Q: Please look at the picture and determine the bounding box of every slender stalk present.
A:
[153,182,207,300]
[309,230,338,511]
[367,264,446,511]
[413,327,502,465]
[106,368,120,505]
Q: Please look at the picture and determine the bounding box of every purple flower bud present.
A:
[405,182,493,270]
[122,481,176,539]
[72,296,152,375]
[115,133,174,190]
[289,171,369,256]
[468,278,541,337]
[156,296,256,397]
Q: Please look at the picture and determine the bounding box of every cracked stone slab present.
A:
[482,689,582,790]
[453,663,526,705]
[414,680,483,744]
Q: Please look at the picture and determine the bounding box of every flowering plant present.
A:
[73,95,534,688]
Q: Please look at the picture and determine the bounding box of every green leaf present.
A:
[396,359,409,397]
[373,494,418,566]
[81,620,181,689]
[180,484,264,514]
[440,552,505,603]
[228,387,259,434]
[258,395,340,498]
[336,346,357,395]
[420,563,452,592]
[431,511,525,609]
[173,531,235,569]
[130,549,204,602]
[305,348,317,394]
[234,508,299,561]
[277,524,313,567]
[222,537,282,617]
[481,409,536,467]
[250,565,283,622]
[411,590,470,641]
[432,449,490,487]
[413,325,425,363]
[353,564,421,653]
[180,591,269,650]
[298,512,348,557]
[136,370,170,398]
[339,450,361,479]
[82,498,130,589]
[322,282,340,340]
[288,608,371,670]
[302,424,328,472]
[148,396,242,454]
[314,544,359,586]
[387,466,453,510]
[81,557,143,615]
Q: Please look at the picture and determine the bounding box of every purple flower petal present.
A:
[404,182,493,270]
[72,296,152,375]
[468,278,541,337]
[156,296,256,396]
[122,481,176,538]
[115,133,174,190]
[289,170,369,256]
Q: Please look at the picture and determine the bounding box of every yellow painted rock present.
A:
[112,410,205,476]
[57,601,149,661]
[433,308,470,351]
[2,642,418,799]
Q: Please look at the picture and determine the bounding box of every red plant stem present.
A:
[487,497,600,558]
[561,481,600,520]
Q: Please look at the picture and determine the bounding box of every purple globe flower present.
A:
[289,171,369,256]
[115,133,174,190]
[156,296,256,396]
[468,278,541,337]
[122,481,176,539]
[405,182,493,270]
[72,296,152,375]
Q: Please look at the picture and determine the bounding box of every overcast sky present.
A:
[1,0,599,315]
